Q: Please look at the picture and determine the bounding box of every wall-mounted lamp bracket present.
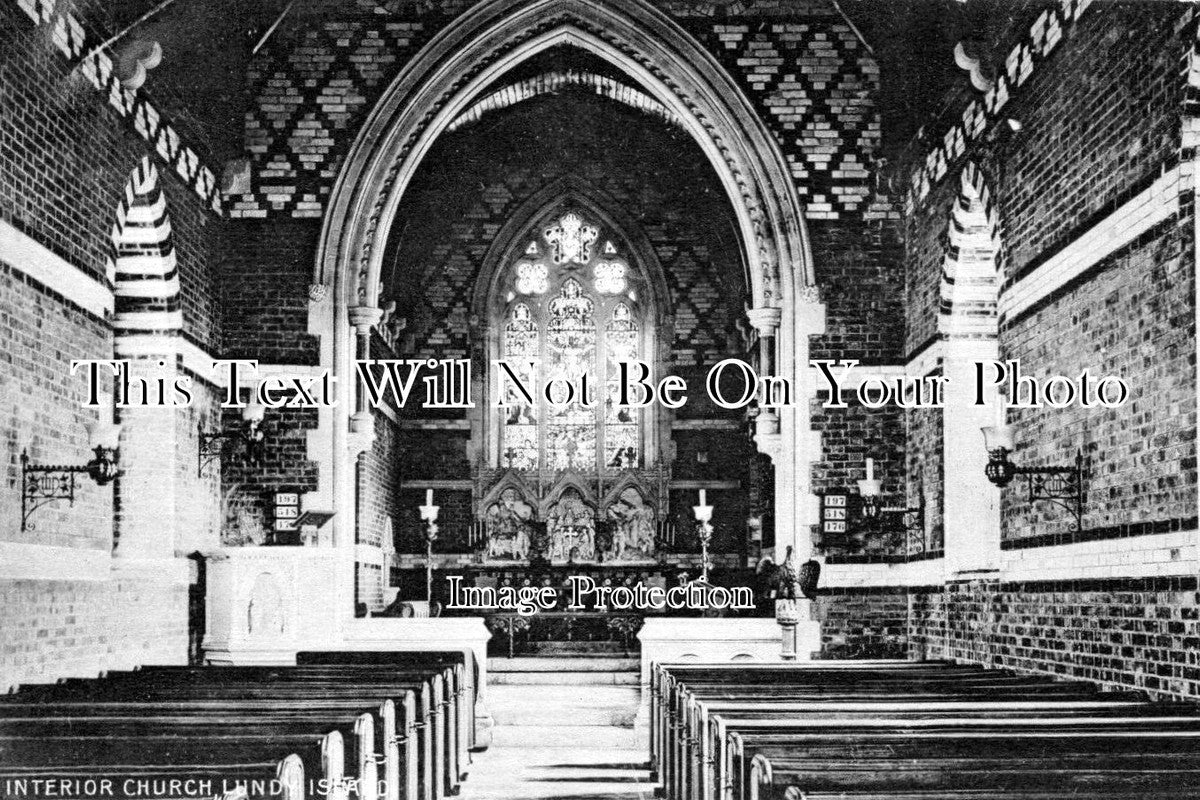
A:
[197,405,267,477]
[996,450,1085,532]
[21,447,119,532]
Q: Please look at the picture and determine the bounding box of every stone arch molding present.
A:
[314,0,826,561]
[314,0,815,315]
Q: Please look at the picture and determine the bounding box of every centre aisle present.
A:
[461,650,656,800]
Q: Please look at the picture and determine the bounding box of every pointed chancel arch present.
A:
[110,157,181,336]
[315,0,814,311]
[316,0,825,570]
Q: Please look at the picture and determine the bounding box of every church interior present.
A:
[1,0,1197,797]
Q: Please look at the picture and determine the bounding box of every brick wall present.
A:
[0,263,113,549]
[1,0,224,688]
[219,220,321,365]
[1,3,224,351]
[810,396,906,556]
[0,578,187,692]
[814,586,909,659]
[1000,216,1196,544]
[858,1,1200,700]
[910,577,1200,701]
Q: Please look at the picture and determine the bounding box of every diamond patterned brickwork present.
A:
[688,19,893,221]
[232,5,898,224]
[232,20,430,218]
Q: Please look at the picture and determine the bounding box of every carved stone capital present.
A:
[348,305,384,335]
[746,306,783,335]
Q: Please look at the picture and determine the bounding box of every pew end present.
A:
[277,753,306,800]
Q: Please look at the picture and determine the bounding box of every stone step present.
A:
[488,725,646,750]
[489,669,639,685]
[489,684,640,705]
[488,703,638,727]
[488,656,639,672]
[488,685,640,726]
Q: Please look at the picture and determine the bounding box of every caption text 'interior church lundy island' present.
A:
[1,0,1198,798]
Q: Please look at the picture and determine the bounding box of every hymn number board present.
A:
[821,493,848,536]
[274,492,300,532]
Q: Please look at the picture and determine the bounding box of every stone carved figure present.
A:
[484,488,535,561]
[605,488,657,562]
[547,488,595,562]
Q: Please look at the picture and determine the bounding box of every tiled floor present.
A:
[460,746,656,800]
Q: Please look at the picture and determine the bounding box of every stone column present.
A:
[747,306,782,439]
[111,343,180,565]
[347,305,383,455]
[942,337,1001,574]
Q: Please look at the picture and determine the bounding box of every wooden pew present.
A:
[0,700,415,800]
[297,651,483,755]
[653,661,1200,800]
[32,664,455,800]
[661,669,1106,799]
[0,737,315,800]
[1,665,449,800]
[719,712,1200,800]
[745,731,1200,800]
[699,697,1170,800]
[125,663,465,794]
[649,660,973,774]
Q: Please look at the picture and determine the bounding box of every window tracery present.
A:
[497,211,647,476]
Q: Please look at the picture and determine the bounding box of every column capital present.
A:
[348,304,383,333]
[746,306,783,335]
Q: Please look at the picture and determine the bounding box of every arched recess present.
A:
[938,162,1001,339]
[110,157,182,336]
[464,176,676,474]
[315,0,824,566]
[937,162,1004,573]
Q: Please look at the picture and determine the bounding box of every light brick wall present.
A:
[1,1,224,687]
[0,578,187,692]
[0,262,113,550]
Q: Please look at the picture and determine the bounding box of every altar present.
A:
[472,470,666,566]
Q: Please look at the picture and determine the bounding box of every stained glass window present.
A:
[497,212,646,475]
[605,302,640,469]
[502,303,539,471]
[546,279,596,471]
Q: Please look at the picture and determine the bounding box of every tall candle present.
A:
[865,458,874,481]
[699,489,707,506]
[425,488,433,506]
